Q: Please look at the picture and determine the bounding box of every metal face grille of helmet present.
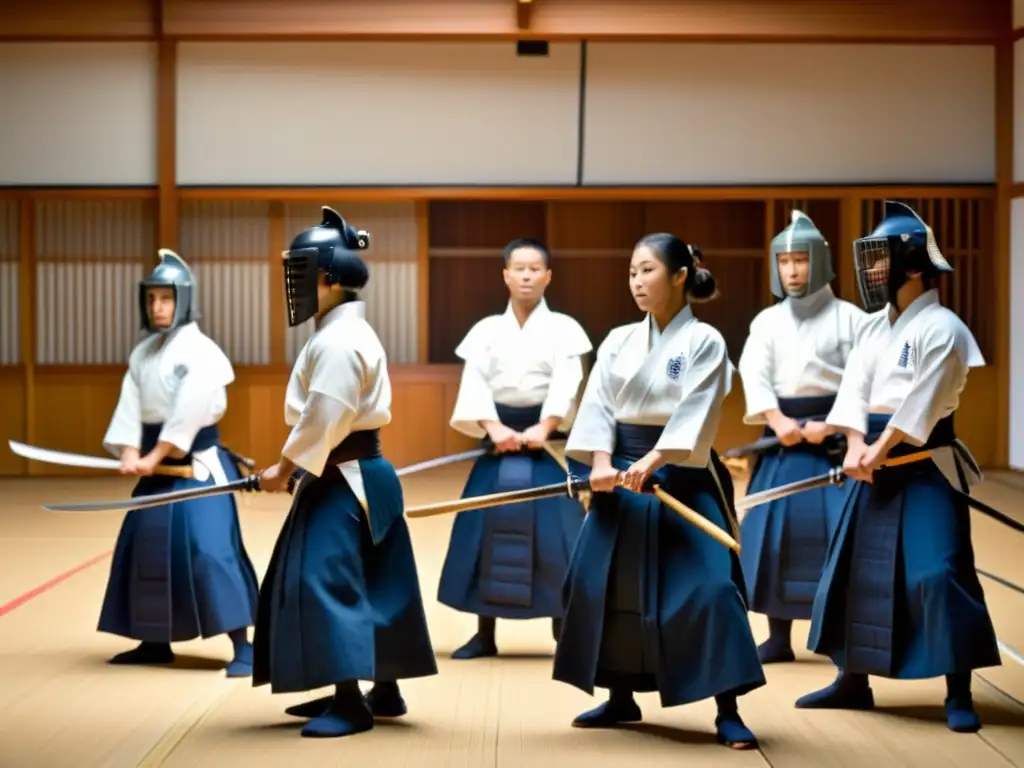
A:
[853,237,891,313]
[283,247,321,327]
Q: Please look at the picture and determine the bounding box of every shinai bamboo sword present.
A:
[539,440,739,552]
[40,448,486,513]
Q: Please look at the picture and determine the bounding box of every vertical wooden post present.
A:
[763,200,776,303]
[416,200,430,364]
[837,195,863,305]
[18,199,35,475]
[994,31,1014,469]
[156,37,178,251]
[269,201,286,365]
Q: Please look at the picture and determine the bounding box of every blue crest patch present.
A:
[897,342,915,369]
[666,355,684,381]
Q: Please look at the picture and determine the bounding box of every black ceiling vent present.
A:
[517,40,549,57]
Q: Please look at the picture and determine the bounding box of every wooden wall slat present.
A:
[154,0,1003,41]
[0,0,156,38]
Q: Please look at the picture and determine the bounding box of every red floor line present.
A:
[0,549,113,618]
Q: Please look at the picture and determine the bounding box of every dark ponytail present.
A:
[635,234,719,303]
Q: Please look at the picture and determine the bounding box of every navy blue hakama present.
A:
[554,424,765,709]
[740,395,852,621]
[98,424,259,644]
[437,404,585,620]
[807,414,1000,679]
[252,430,437,695]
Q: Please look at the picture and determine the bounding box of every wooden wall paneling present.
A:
[763,200,778,304]
[529,0,1004,42]
[544,201,646,348]
[427,200,547,362]
[176,186,996,203]
[0,185,1005,476]
[17,199,34,474]
[0,366,26,475]
[268,201,286,364]
[428,200,547,249]
[0,0,156,39]
[153,0,1002,42]
[994,35,1013,469]
[157,39,178,250]
[837,196,863,305]
[30,366,125,475]
[416,201,429,363]
[3,0,998,42]
[18,365,478,476]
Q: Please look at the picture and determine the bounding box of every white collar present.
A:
[890,289,938,337]
[648,304,695,345]
[503,296,550,329]
[319,300,366,331]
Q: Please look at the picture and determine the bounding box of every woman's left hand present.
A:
[620,451,663,492]
[258,463,292,493]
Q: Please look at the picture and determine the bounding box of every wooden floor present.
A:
[3,463,1024,767]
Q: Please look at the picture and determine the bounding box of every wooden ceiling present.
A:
[0,0,1009,43]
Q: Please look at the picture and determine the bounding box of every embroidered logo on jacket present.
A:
[897,342,915,369]
[173,364,189,379]
[666,355,684,381]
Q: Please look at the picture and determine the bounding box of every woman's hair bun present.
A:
[687,266,718,302]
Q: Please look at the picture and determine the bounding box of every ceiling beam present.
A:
[517,0,533,31]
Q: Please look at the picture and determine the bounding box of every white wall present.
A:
[176,42,583,186]
[1013,36,1024,470]
[1011,199,1024,470]
[584,43,995,185]
[0,43,158,185]
[0,41,997,187]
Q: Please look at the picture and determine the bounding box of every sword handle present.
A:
[242,474,262,492]
[153,464,194,478]
[566,473,589,497]
[829,466,846,486]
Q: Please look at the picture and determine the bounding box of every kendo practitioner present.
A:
[554,235,765,749]
[797,201,999,733]
[252,207,437,739]
[438,238,592,659]
[737,211,867,664]
[100,249,259,677]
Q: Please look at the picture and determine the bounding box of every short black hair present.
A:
[503,238,551,268]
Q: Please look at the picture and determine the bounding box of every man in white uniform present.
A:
[437,238,592,658]
[252,207,436,739]
[798,201,1000,734]
[100,250,259,677]
[737,211,866,663]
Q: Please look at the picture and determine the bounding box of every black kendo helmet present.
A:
[138,249,200,333]
[853,200,953,313]
[282,206,371,327]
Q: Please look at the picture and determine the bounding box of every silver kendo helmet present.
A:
[138,248,200,333]
[769,210,835,299]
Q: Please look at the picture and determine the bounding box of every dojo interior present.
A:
[3,0,1024,765]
